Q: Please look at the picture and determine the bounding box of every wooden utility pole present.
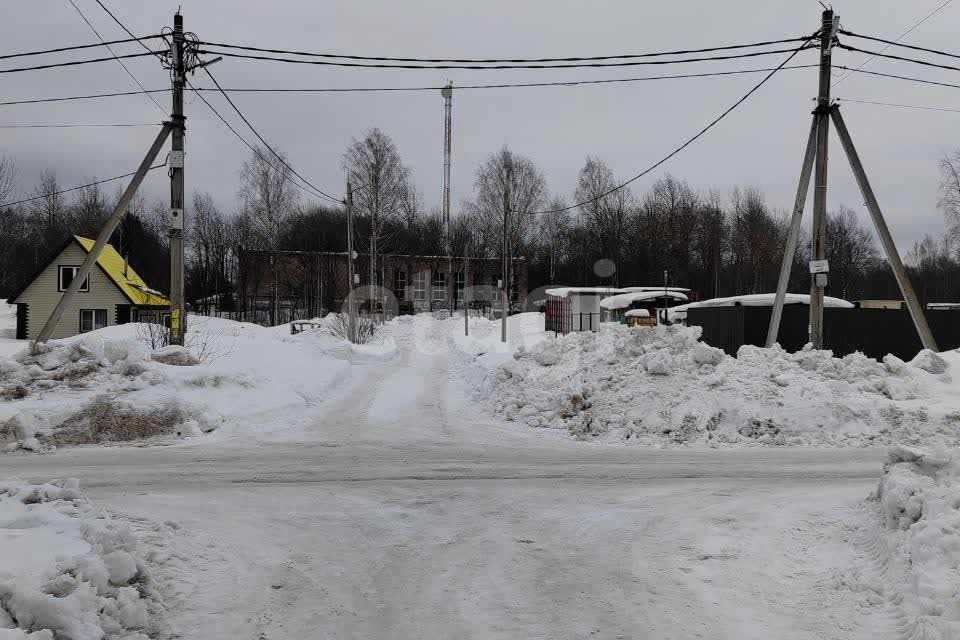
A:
[501,162,511,343]
[346,181,357,343]
[442,82,453,316]
[168,12,187,345]
[830,108,938,351]
[809,9,837,349]
[34,124,173,345]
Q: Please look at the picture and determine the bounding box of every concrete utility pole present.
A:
[501,161,511,343]
[34,124,173,345]
[808,9,837,349]
[441,82,453,315]
[346,181,357,343]
[168,12,187,346]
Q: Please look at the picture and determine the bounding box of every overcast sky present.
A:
[4,0,959,252]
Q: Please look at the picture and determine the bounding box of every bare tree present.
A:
[239,146,299,324]
[342,128,411,315]
[939,151,960,249]
[574,157,631,285]
[538,196,570,285]
[824,207,878,299]
[0,155,17,206]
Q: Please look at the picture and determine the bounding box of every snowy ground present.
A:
[2,308,960,638]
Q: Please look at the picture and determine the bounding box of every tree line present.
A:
[1,129,959,312]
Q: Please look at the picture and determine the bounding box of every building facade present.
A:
[239,250,527,319]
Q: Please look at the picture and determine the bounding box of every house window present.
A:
[393,270,407,301]
[58,266,89,292]
[432,271,446,301]
[455,272,465,302]
[413,271,427,301]
[79,309,107,333]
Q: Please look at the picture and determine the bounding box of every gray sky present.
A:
[3,0,959,252]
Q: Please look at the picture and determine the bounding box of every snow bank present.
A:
[455,320,960,447]
[668,293,854,321]
[599,290,688,310]
[863,447,960,638]
[0,478,177,639]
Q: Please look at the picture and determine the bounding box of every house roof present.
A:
[600,290,689,310]
[8,236,168,306]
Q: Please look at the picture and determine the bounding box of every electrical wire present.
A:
[186,76,343,204]
[0,51,157,74]
[201,66,342,203]
[195,45,818,71]
[530,36,815,215]
[0,35,162,61]
[196,35,815,64]
[837,43,960,73]
[0,122,161,128]
[0,163,166,209]
[835,64,960,90]
[839,29,960,61]
[837,97,960,113]
[832,0,954,87]
[0,64,822,106]
[65,0,167,115]
[92,0,167,61]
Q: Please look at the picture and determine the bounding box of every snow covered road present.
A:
[0,330,895,639]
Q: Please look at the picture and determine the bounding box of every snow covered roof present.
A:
[545,285,690,299]
[670,293,853,316]
[600,290,689,310]
[625,309,651,317]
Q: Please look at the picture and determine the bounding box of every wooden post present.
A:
[830,106,938,351]
[34,124,172,345]
[169,12,187,345]
[501,162,511,343]
[346,181,356,343]
[766,115,819,347]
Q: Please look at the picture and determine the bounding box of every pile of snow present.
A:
[599,290,688,310]
[456,321,960,447]
[0,478,178,639]
[625,309,651,318]
[669,293,854,321]
[861,447,960,638]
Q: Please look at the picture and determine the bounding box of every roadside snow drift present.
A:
[456,320,960,447]
[864,447,960,639]
[0,479,174,639]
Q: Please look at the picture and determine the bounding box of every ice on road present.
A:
[1,321,891,639]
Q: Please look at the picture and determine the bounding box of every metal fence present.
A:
[686,304,960,360]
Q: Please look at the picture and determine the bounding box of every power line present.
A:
[92,0,166,61]
[0,122,161,128]
[530,37,815,215]
[0,163,167,209]
[837,43,960,73]
[835,64,960,90]
[186,76,342,204]
[201,66,342,203]
[837,97,960,113]
[196,35,815,64]
[0,34,162,61]
[196,45,817,71]
[840,29,960,61]
[832,0,954,87]
[65,0,167,115]
[0,64,822,107]
[0,50,157,74]
[0,89,168,107]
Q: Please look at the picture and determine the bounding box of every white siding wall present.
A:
[15,243,128,340]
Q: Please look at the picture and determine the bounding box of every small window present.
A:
[393,270,407,301]
[432,271,446,301]
[455,272,465,302]
[79,309,107,333]
[413,271,427,301]
[58,266,89,292]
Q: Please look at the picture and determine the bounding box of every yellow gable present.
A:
[75,236,169,306]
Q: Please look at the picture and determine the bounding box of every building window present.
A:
[79,309,107,333]
[413,271,427,301]
[393,270,407,301]
[455,272,465,302]
[432,271,446,301]
[58,266,89,292]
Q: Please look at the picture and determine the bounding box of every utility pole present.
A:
[809,9,837,349]
[441,82,453,316]
[34,125,173,345]
[501,161,511,343]
[346,181,357,343]
[168,11,187,346]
